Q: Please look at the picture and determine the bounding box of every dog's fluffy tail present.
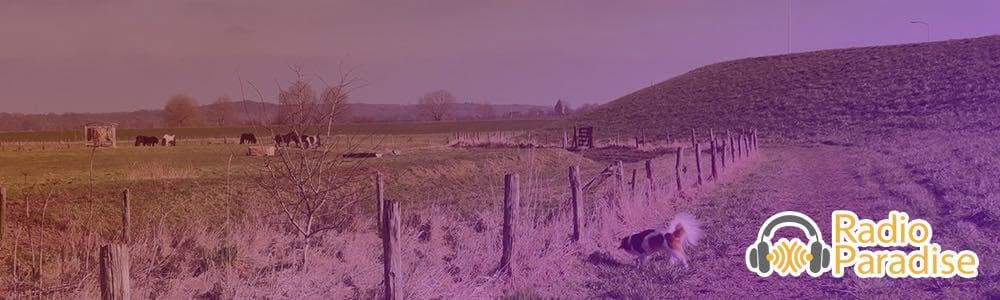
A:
[668,212,702,247]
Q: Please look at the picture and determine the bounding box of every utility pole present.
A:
[910,20,930,42]
[787,0,792,53]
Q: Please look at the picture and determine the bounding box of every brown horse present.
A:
[134,136,159,146]
[240,133,257,144]
[274,131,301,147]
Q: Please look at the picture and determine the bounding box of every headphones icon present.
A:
[746,211,831,276]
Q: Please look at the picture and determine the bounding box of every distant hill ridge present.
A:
[576,35,1000,140]
[0,101,553,131]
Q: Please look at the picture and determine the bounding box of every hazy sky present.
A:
[1,0,998,113]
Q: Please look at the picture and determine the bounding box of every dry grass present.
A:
[576,35,1000,141]
[0,137,757,298]
[124,161,199,181]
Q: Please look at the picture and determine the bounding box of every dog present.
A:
[618,213,702,267]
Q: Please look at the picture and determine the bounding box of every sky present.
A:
[1,0,999,114]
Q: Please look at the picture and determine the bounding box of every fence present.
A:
[381,127,760,298]
[0,127,759,298]
[448,127,716,151]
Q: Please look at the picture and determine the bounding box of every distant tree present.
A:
[475,101,496,119]
[321,84,352,135]
[275,79,317,125]
[554,99,570,115]
[417,90,456,121]
[576,103,599,114]
[207,96,238,126]
[164,94,203,127]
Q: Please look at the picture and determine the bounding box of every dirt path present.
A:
[584,145,979,299]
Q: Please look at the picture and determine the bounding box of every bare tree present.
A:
[417,90,456,121]
[242,67,370,272]
[318,71,357,136]
[475,101,495,120]
[554,99,571,115]
[164,94,203,127]
[274,73,318,125]
[207,96,238,126]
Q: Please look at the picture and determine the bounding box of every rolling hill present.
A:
[575,35,1000,140]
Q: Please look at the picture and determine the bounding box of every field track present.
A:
[586,145,991,298]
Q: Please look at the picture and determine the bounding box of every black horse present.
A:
[301,135,321,149]
[240,133,257,144]
[134,135,159,146]
[274,131,301,147]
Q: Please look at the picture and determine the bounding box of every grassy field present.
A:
[1,117,729,297]
[0,130,611,224]
[0,119,563,142]
[576,35,1000,141]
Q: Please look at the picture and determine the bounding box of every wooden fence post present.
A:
[690,128,697,149]
[675,147,684,191]
[1,187,5,243]
[562,130,568,149]
[615,161,625,196]
[376,172,385,235]
[710,134,718,180]
[728,131,736,164]
[644,160,654,196]
[572,126,577,148]
[720,140,727,169]
[99,244,130,300]
[569,166,582,242]
[381,199,401,300]
[499,174,519,275]
[121,189,130,244]
[752,129,758,150]
[641,129,647,149]
[694,143,703,185]
[736,133,743,159]
[630,169,637,194]
[744,133,750,157]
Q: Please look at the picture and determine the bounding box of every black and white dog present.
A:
[619,213,702,267]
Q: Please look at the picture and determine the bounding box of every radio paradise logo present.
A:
[745,210,980,278]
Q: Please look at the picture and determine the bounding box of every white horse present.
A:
[162,134,176,146]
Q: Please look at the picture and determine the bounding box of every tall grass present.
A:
[0,142,758,298]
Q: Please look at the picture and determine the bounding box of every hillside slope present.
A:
[576,35,1000,140]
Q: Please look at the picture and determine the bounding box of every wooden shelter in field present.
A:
[84,122,118,147]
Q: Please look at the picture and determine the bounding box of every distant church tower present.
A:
[554,99,569,115]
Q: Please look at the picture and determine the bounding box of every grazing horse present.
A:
[240,133,257,144]
[301,135,321,149]
[134,135,159,146]
[161,134,176,146]
[274,131,301,147]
